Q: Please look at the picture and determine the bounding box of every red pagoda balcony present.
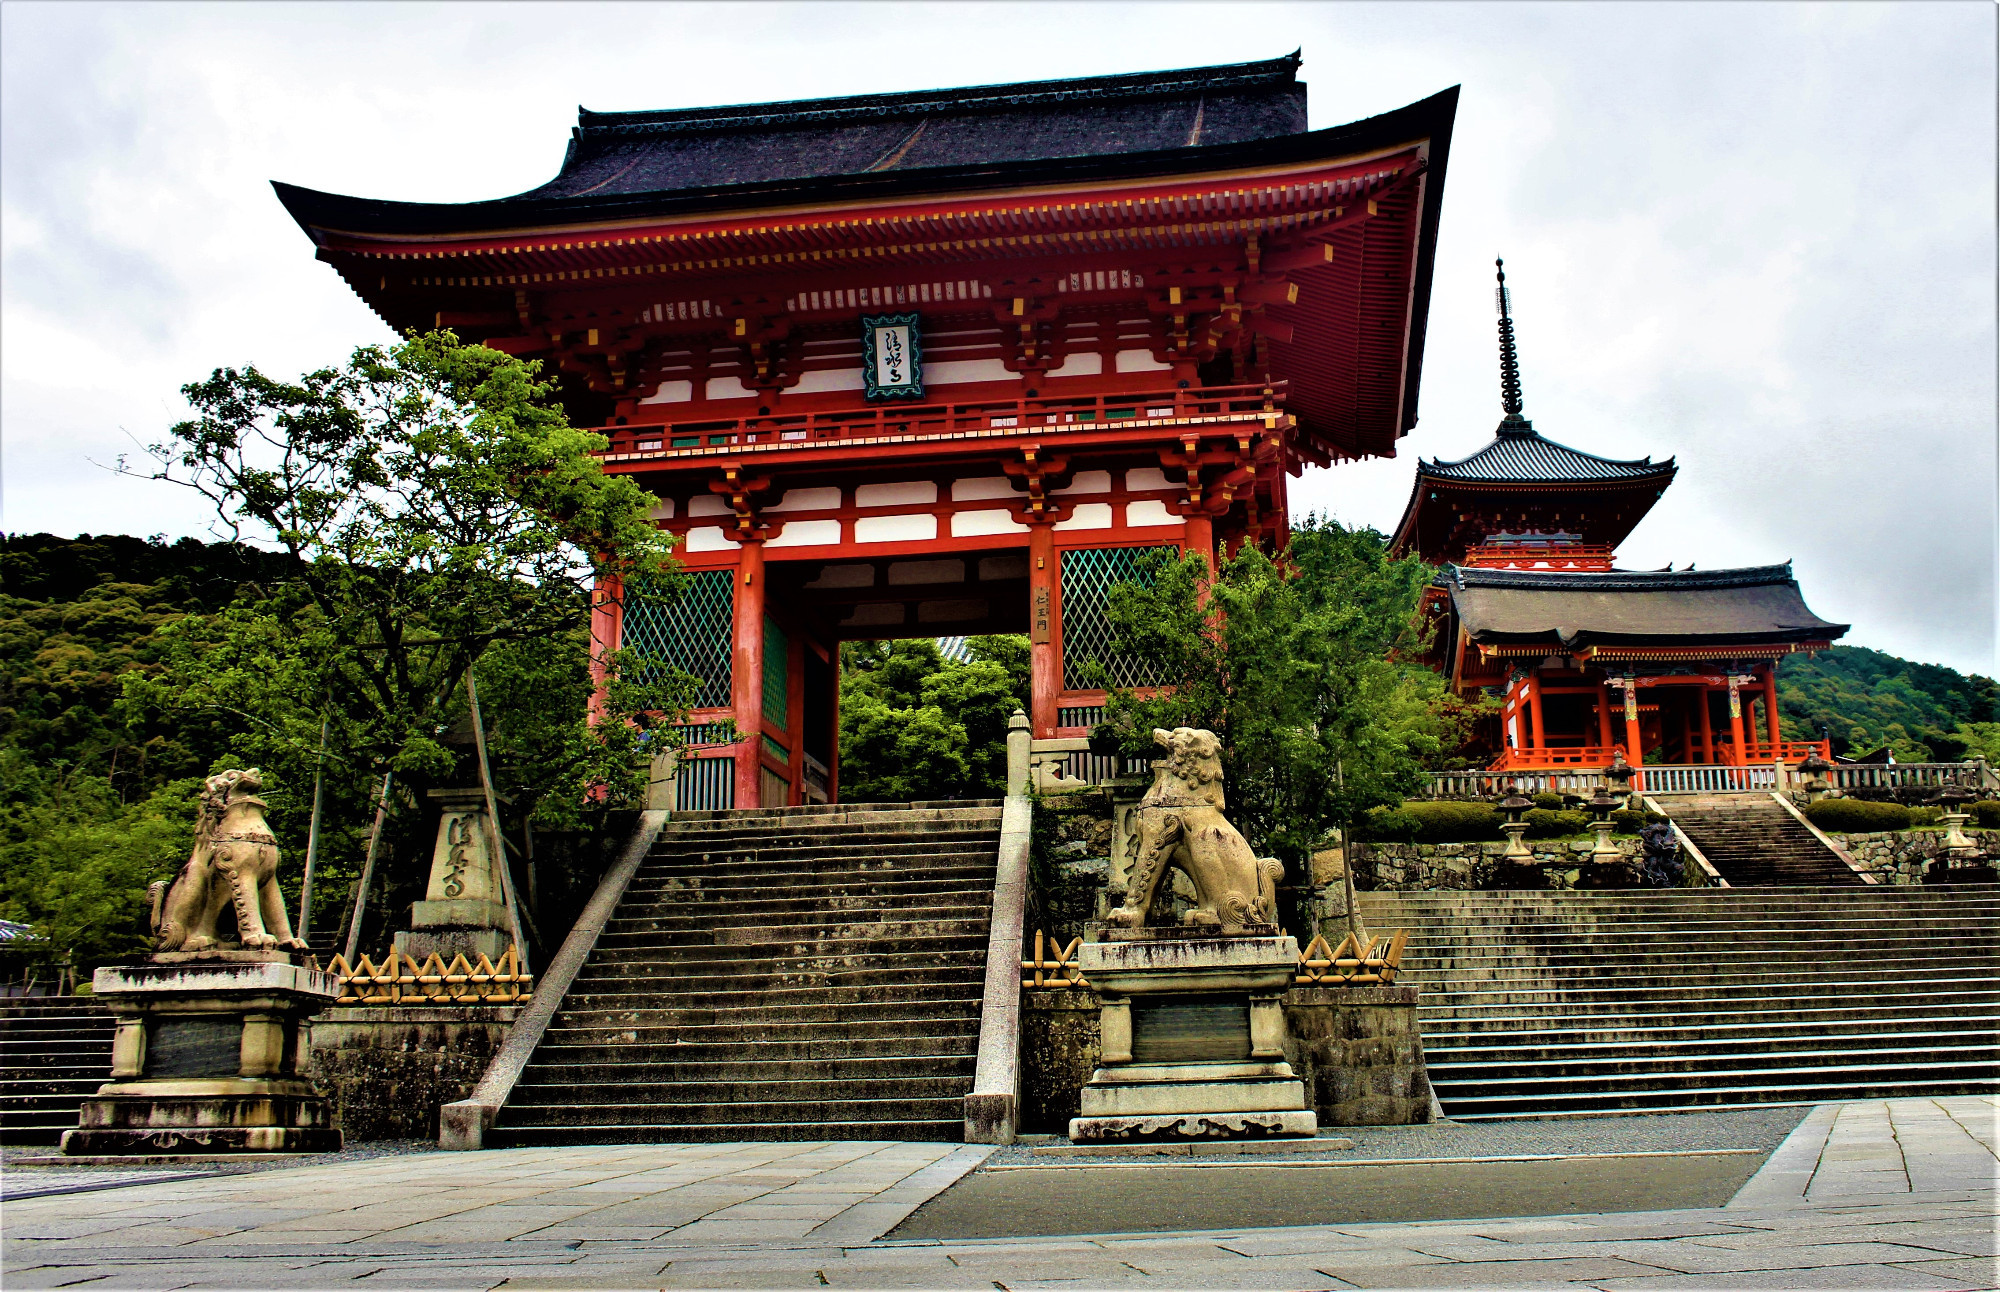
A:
[591,382,1288,465]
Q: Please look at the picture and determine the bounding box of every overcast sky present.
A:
[3,2,1994,674]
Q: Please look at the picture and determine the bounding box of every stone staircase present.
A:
[487,801,1003,1145]
[1664,795,1861,885]
[1357,887,2000,1119]
[0,996,114,1145]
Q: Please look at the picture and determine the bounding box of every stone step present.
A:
[598,913,992,940]
[496,1094,966,1127]
[539,1025,981,1056]
[1432,1072,1992,1120]
[577,950,991,983]
[489,798,1003,1144]
[524,1048,976,1080]
[486,1118,964,1146]
[1424,1024,2000,1056]
[1428,1038,2000,1078]
[507,1074,975,1106]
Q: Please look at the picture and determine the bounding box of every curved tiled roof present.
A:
[526,56,1308,201]
[1437,563,1849,650]
[1418,420,1674,484]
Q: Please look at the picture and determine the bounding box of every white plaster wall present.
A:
[769,486,842,512]
[855,513,938,543]
[1055,503,1113,531]
[952,477,1017,501]
[856,481,937,507]
[767,519,842,548]
[952,509,1029,537]
[684,526,740,552]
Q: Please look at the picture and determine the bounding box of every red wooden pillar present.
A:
[732,539,766,809]
[1762,666,1781,749]
[1526,670,1546,751]
[1698,685,1716,764]
[1028,522,1059,738]
[1596,681,1614,749]
[1622,683,1644,767]
[1185,511,1216,573]
[1727,678,1749,765]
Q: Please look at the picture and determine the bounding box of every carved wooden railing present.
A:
[593,382,1287,460]
[325,947,532,1005]
[1020,931,1089,988]
[1295,929,1408,985]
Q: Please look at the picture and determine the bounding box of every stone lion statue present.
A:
[1109,727,1284,933]
[150,768,307,954]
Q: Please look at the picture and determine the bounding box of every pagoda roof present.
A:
[271,55,1448,239]
[1438,563,1849,656]
[1419,419,1674,485]
[1392,420,1678,560]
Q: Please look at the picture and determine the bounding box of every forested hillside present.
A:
[1777,645,2000,761]
[1,534,307,970]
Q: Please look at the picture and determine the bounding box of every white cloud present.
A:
[2,0,1993,673]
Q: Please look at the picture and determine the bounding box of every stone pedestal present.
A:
[394,789,513,964]
[62,953,341,1156]
[1068,928,1317,1142]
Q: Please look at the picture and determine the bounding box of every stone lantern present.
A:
[1496,781,1535,862]
[1796,751,1833,804]
[1604,748,1638,810]
[1581,783,1627,887]
[1933,784,1980,872]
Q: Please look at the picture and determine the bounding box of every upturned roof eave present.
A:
[271,86,1459,245]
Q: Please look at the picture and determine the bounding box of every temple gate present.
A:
[278,55,1458,806]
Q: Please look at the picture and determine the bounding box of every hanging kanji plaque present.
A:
[861,313,924,401]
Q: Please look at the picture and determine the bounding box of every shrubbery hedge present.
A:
[1522,808,1591,838]
[1357,800,1500,843]
[1805,798,1912,833]
[1972,800,2000,828]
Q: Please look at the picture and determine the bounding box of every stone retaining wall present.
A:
[306,1006,516,1142]
[1355,838,1646,891]
[1019,986,1433,1135]
[1828,827,2000,885]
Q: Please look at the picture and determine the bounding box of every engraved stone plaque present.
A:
[144,1016,240,1079]
[1130,993,1251,1065]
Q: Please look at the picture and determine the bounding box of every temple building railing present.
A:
[1828,761,1999,793]
[1425,758,1997,800]
[592,382,1287,462]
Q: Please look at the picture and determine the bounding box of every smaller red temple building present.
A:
[1398,262,1847,775]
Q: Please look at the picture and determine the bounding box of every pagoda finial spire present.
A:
[1495,258,1531,434]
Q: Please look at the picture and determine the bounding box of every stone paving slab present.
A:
[2,1097,1993,1289]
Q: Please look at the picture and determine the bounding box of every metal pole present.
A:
[341,771,393,964]
[297,715,329,941]
[466,672,531,976]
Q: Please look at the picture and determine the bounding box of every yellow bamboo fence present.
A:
[323,946,532,1004]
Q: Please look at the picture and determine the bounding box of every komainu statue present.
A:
[1110,728,1284,933]
[150,768,307,954]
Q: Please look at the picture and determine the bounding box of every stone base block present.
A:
[1080,1067,1307,1118]
[1068,1109,1318,1142]
[60,1125,341,1155]
[62,1089,339,1158]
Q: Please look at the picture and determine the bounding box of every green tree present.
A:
[1089,518,1468,868]
[111,331,686,940]
[837,636,1031,801]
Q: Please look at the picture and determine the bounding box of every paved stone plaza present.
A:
[2,1098,1993,1290]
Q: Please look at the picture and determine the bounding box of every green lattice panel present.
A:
[1060,545,1177,689]
[622,571,733,710]
[762,617,789,729]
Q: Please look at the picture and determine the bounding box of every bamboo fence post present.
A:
[466,672,531,977]
[341,771,393,964]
